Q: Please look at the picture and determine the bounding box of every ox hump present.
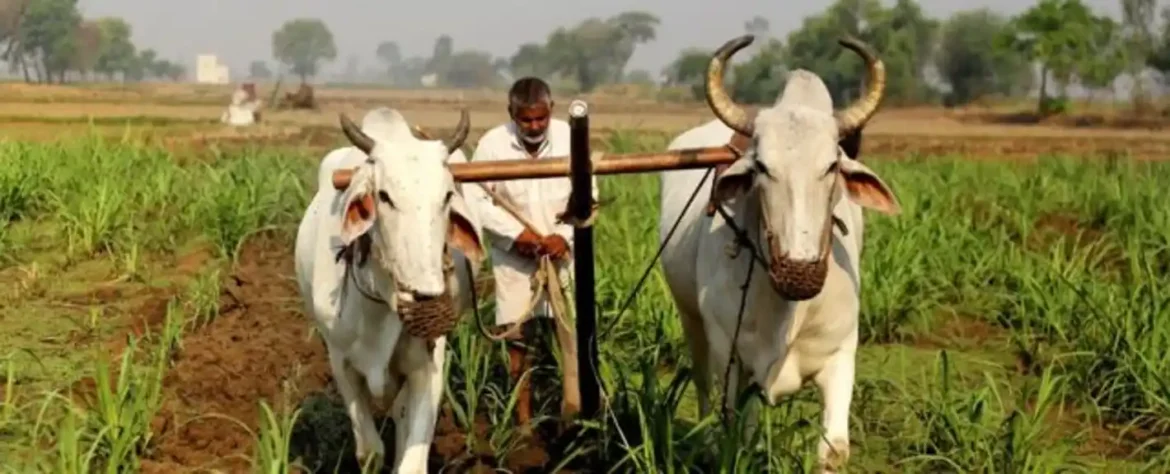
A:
[775,70,834,113]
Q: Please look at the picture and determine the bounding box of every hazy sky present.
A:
[75,0,1126,79]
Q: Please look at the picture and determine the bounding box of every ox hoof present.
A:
[355,444,386,472]
[817,438,850,473]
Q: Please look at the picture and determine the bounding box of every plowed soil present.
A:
[137,233,327,473]
[117,233,561,473]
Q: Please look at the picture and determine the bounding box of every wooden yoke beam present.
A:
[331,145,739,190]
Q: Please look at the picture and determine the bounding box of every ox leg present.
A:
[726,364,762,444]
[392,337,446,474]
[678,308,713,418]
[329,350,385,469]
[812,347,856,473]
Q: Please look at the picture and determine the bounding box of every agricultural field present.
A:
[0,83,1169,473]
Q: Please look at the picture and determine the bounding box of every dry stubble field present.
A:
[1,82,1170,473]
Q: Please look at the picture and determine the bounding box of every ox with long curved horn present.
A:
[704,34,887,139]
[661,31,902,474]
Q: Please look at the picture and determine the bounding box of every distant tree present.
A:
[376,40,400,65]
[1077,16,1128,103]
[124,47,156,81]
[934,9,1031,105]
[662,48,712,100]
[431,34,452,62]
[508,43,549,78]
[623,69,653,85]
[1145,4,1170,85]
[375,40,400,78]
[0,0,27,49]
[998,0,1100,114]
[537,11,660,92]
[142,54,183,82]
[442,50,502,88]
[93,17,136,81]
[1120,0,1156,106]
[18,0,81,83]
[783,0,937,105]
[271,18,337,83]
[156,61,184,81]
[248,60,271,79]
[730,37,787,104]
[69,19,101,79]
[425,34,453,77]
[603,11,659,83]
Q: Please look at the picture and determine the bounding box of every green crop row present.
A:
[0,131,1166,473]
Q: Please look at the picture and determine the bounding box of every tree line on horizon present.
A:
[0,0,185,83]
[5,0,1170,115]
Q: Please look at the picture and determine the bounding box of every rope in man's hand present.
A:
[417,126,597,420]
[469,180,582,419]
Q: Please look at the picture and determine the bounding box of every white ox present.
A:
[657,36,901,472]
[294,107,484,473]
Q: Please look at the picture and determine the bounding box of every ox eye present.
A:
[443,190,454,206]
[377,190,395,208]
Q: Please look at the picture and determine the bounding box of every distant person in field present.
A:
[464,76,597,428]
[220,82,262,126]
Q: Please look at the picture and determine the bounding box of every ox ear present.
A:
[447,188,485,263]
[712,157,757,204]
[339,174,377,245]
[838,158,901,215]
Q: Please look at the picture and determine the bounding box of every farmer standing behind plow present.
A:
[455,76,598,429]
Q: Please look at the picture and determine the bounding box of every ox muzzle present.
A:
[758,180,839,302]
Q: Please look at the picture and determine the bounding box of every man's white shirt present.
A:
[448,119,598,326]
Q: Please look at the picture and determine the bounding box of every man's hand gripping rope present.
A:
[430,124,598,420]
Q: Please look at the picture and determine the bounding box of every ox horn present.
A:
[339,113,375,155]
[444,109,470,154]
[705,35,756,137]
[834,36,886,138]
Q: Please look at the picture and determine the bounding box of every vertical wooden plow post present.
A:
[567,99,601,420]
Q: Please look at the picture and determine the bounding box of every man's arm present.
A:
[467,140,529,251]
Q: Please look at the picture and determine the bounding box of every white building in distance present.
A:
[195,54,230,84]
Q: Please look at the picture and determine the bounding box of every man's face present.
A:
[510,102,551,145]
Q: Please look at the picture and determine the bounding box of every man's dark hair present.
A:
[508,77,552,110]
